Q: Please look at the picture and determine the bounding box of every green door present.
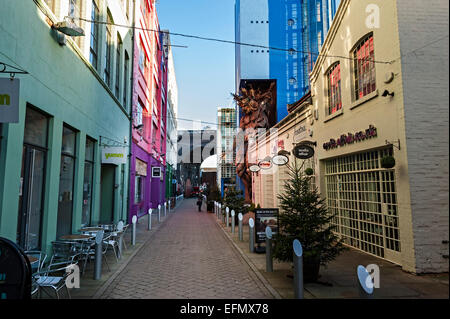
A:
[100,164,115,224]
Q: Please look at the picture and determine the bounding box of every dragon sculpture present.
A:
[231,82,276,203]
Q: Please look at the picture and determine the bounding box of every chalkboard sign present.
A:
[0,237,32,299]
[255,208,278,243]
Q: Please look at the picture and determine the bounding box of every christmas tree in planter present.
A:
[223,187,247,222]
[273,159,346,283]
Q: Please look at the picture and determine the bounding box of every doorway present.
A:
[100,164,115,224]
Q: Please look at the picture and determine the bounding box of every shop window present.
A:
[57,125,77,238]
[135,175,144,203]
[353,34,376,100]
[326,62,342,115]
[82,137,95,227]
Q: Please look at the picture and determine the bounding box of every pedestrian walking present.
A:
[197,194,203,212]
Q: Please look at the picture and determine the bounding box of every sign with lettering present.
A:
[323,125,377,150]
[152,167,161,178]
[293,123,307,143]
[293,144,315,159]
[101,147,127,164]
[0,78,20,123]
[255,208,278,243]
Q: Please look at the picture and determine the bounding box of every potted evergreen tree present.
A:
[273,159,346,283]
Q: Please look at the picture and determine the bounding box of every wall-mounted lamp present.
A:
[382,90,395,97]
[53,20,85,37]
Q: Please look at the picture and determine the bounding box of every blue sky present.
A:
[156,0,236,130]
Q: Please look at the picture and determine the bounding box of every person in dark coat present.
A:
[197,194,203,212]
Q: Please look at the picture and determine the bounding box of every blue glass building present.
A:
[235,0,340,199]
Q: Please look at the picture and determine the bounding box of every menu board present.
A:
[255,208,279,243]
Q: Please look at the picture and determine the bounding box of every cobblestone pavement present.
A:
[100,199,273,299]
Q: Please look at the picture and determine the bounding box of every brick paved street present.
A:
[99,199,273,299]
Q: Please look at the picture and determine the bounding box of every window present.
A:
[104,11,114,87]
[115,33,122,98]
[90,0,99,69]
[353,34,376,100]
[57,126,77,238]
[123,51,129,107]
[135,100,144,128]
[68,0,83,47]
[327,62,342,115]
[316,1,321,22]
[43,0,55,12]
[82,137,95,227]
[135,175,143,203]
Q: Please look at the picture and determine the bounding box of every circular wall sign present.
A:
[272,154,289,166]
[293,144,315,159]
[249,165,261,172]
[258,159,272,170]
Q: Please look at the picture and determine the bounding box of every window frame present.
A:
[326,62,342,116]
[352,33,376,101]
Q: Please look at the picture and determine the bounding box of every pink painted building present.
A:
[129,0,167,221]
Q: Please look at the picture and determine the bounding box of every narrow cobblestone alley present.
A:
[100,199,273,299]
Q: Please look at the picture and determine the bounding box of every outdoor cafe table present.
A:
[59,234,93,241]
[79,227,104,232]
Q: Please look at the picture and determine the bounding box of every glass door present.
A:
[17,107,48,251]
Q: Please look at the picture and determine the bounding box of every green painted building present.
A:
[0,0,132,256]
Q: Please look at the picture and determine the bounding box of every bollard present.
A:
[218,203,221,220]
[117,220,124,259]
[94,230,104,280]
[249,218,255,253]
[231,210,235,233]
[131,215,137,246]
[357,265,374,299]
[168,200,171,213]
[226,207,230,227]
[148,208,152,230]
[293,239,304,299]
[164,202,167,217]
[158,204,161,222]
[238,213,243,241]
[265,227,273,272]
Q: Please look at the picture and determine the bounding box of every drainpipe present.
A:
[126,0,136,224]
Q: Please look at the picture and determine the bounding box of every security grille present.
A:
[325,148,400,263]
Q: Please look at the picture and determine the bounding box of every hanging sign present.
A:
[101,147,127,164]
[0,78,20,123]
[293,144,314,159]
[152,167,161,178]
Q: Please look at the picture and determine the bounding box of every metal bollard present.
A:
[148,208,152,230]
[131,215,137,246]
[231,210,235,233]
[226,207,229,227]
[218,203,221,220]
[94,230,104,280]
[357,265,374,299]
[168,200,171,213]
[293,239,304,299]
[238,213,243,241]
[249,218,255,253]
[265,227,273,272]
[164,202,167,217]
[158,204,161,222]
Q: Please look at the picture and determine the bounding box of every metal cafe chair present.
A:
[49,241,81,266]
[24,250,47,275]
[79,232,111,274]
[33,260,78,299]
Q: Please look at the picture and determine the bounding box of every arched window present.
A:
[352,33,376,100]
[326,62,342,115]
